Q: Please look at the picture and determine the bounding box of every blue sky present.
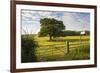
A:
[21,9,90,34]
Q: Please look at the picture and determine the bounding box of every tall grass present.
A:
[64,45,90,60]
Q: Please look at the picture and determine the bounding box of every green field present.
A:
[32,35,90,62]
[34,36,89,45]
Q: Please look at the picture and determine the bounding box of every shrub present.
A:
[21,36,38,63]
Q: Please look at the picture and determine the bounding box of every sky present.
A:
[21,9,90,34]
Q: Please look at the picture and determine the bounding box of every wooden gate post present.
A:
[66,41,69,54]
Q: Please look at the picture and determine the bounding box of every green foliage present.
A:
[39,18,65,40]
[21,36,38,63]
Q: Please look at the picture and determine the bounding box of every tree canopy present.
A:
[38,18,65,40]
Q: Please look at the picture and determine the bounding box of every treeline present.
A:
[38,30,90,37]
[61,30,90,37]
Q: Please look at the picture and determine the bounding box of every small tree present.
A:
[39,18,65,40]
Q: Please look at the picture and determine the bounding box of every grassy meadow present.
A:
[21,35,90,62]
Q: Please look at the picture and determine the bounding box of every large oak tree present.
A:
[39,18,65,40]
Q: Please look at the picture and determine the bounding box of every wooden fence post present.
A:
[80,35,82,45]
[66,41,69,54]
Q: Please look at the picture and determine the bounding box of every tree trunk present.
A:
[50,35,52,41]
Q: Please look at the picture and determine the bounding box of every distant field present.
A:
[34,36,90,46]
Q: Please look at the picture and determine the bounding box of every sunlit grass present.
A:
[21,35,90,62]
[35,44,90,62]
